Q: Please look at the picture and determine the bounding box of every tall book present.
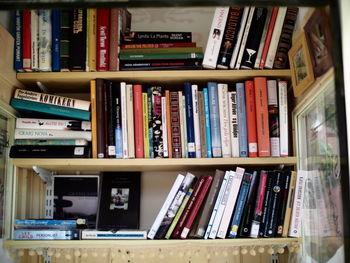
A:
[203,88,212,158]
[122,32,192,44]
[51,10,61,72]
[198,91,207,158]
[151,86,163,158]
[90,80,97,158]
[228,89,239,157]
[60,10,71,72]
[191,84,201,158]
[208,82,222,158]
[181,94,188,158]
[126,84,135,158]
[184,83,195,158]
[218,83,231,157]
[267,80,280,157]
[97,8,110,71]
[22,10,31,71]
[30,10,39,71]
[87,8,97,71]
[133,84,144,158]
[14,10,22,71]
[120,82,128,158]
[142,92,150,158]
[278,80,289,156]
[258,171,275,237]
[165,90,172,158]
[161,96,169,158]
[170,91,182,158]
[70,9,87,71]
[113,82,123,158]
[147,88,154,158]
[96,79,106,158]
[245,80,258,157]
[105,80,116,158]
[281,171,297,237]
[202,7,230,69]
[38,10,51,71]
[236,83,248,157]
[275,170,291,237]
[109,8,120,71]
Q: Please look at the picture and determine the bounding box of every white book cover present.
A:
[120,82,128,158]
[229,7,250,69]
[264,7,287,69]
[81,229,147,240]
[289,170,307,238]
[267,80,280,157]
[278,80,288,156]
[147,174,185,239]
[14,128,92,141]
[218,83,231,157]
[126,84,135,158]
[217,167,244,238]
[234,7,255,69]
[228,91,239,157]
[181,94,188,158]
[14,230,78,240]
[14,89,91,111]
[31,10,39,71]
[16,118,91,131]
[191,84,201,158]
[161,96,169,158]
[38,10,51,71]
[202,7,230,69]
[254,8,273,69]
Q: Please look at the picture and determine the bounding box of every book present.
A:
[113,81,123,158]
[14,128,91,141]
[10,98,91,121]
[142,92,150,158]
[126,84,135,158]
[228,89,239,157]
[22,10,31,71]
[278,80,289,156]
[120,52,203,60]
[97,172,141,230]
[120,82,128,158]
[134,84,144,158]
[69,9,87,71]
[191,84,201,158]
[13,89,90,111]
[165,90,172,158]
[267,80,280,157]
[282,171,297,237]
[245,80,258,157]
[81,229,147,240]
[161,97,169,158]
[147,88,153,158]
[198,91,207,158]
[203,88,212,158]
[121,42,197,49]
[97,8,110,71]
[258,171,275,237]
[16,118,91,131]
[9,145,91,158]
[208,82,222,158]
[151,86,163,158]
[148,174,185,239]
[14,219,79,229]
[120,47,203,55]
[60,10,71,72]
[14,139,88,146]
[170,91,182,158]
[275,170,291,236]
[202,7,230,69]
[181,94,188,158]
[236,83,248,157]
[51,10,61,72]
[109,8,120,71]
[96,79,106,158]
[218,83,231,158]
[14,10,23,71]
[184,83,196,158]
[122,31,192,44]
[87,8,97,71]
[38,10,52,71]
[120,59,202,71]
[31,10,39,71]
[90,80,97,158]
[106,80,116,157]
[14,230,79,240]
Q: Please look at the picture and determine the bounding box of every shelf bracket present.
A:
[32,166,54,186]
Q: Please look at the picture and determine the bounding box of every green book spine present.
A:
[11,98,90,121]
[14,139,88,146]
[119,52,204,60]
[120,47,203,55]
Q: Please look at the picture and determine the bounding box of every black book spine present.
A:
[122,31,192,44]
[240,8,268,69]
[96,78,106,158]
[106,80,116,158]
[60,10,71,71]
[69,8,87,71]
[151,86,163,158]
[276,170,291,236]
[9,145,90,158]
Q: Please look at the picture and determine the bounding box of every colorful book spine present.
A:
[81,229,147,240]
[184,83,196,158]
[14,10,23,71]
[267,80,280,157]
[181,94,188,158]
[14,219,77,228]
[38,10,52,71]
[279,80,289,156]
[161,96,169,158]
[191,84,201,158]
[109,8,120,71]
[120,59,203,71]
[202,7,230,69]
[122,31,192,44]
[60,10,71,71]
[203,88,212,158]
[22,10,31,71]
[97,8,110,71]
[142,92,150,158]
[120,52,203,60]
[228,89,239,157]
[70,9,87,71]
[9,145,90,158]
[120,47,203,55]
[165,90,172,158]
[236,83,248,157]
[218,83,231,157]
[245,80,258,157]
[14,128,91,141]
[258,171,275,237]
[51,10,61,72]
[121,42,197,49]
[134,84,144,158]
[198,91,207,158]
[14,230,79,240]
[120,82,128,158]
[208,82,222,158]
[14,139,88,146]
[31,10,39,71]
[16,118,91,131]
[126,84,135,158]
[87,8,97,71]
[114,82,123,158]
[151,86,163,158]
[170,91,182,158]
[147,88,154,158]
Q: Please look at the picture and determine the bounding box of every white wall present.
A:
[0,11,11,34]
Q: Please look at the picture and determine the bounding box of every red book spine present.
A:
[259,7,279,69]
[180,176,213,239]
[22,10,31,71]
[170,91,182,158]
[254,77,270,157]
[133,84,144,158]
[109,8,120,71]
[245,80,258,157]
[97,8,110,71]
[121,42,197,49]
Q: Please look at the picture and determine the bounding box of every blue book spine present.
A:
[10,98,90,120]
[203,88,212,158]
[114,83,123,158]
[184,82,196,158]
[51,10,61,72]
[228,173,252,238]
[207,82,222,157]
[14,219,76,227]
[147,88,154,158]
[236,83,248,157]
[14,10,23,71]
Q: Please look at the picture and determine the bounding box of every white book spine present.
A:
[218,83,231,157]
[254,8,273,69]
[202,7,230,69]
[38,10,52,71]
[278,81,288,156]
[234,7,255,69]
[126,84,135,158]
[147,174,185,239]
[31,10,39,71]
[264,7,287,69]
[14,128,92,141]
[228,91,239,157]
[16,118,91,131]
[217,167,244,238]
[289,170,307,237]
[181,94,188,158]
[191,85,201,158]
[14,89,91,111]
[229,7,250,69]
[120,82,128,158]
[204,171,230,239]
[81,230,147,240]
[267,80,280,157]
[161,96,169,158]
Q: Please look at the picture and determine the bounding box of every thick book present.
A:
[120,47,202,55]
[278,80,289,157]
[51,10,61,72]
[38,10,52,71]
[151,86,163,158]
[10,98,91,121]
[14,139,88,146]
[121,42,197,49]
[31,10,39,71]
[14,10,23,71]
[191,84,201,158]
[228,89,239,157]
[134,84,144,158]
[81,229,147,240]
[170,91,182,158]
[126,84,135,158]
[203,88,212,158]
[245,80,258,157]
[267,80,280,157]
[198,91,207,158]
[87,8,97,71]
[218,83,231,158]
[9,145,91,158]
[14,230,79,240]
[106,80,116,157]
[120,52,203,60]
[142,92,150,158]
[202,7,230,69]
[184,83,196,158]
[236,83,248,157]
[60,10,71,71]
[22,10,31,71]
[161,97,169,157]
[14,128,91,141]
[109,8,120,71]
[96,79,106,158]
[97,172,141,230]
[16,118,91,131]
[281,171,297,237]
[122,31,192,44]
[97,8,110,71]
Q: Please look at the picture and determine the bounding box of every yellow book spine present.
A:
[142,92,150,158]
[87,8,97,72]
[90,80,97,158]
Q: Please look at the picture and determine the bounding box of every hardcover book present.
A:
[14,128,91,141]
[121,42,196,49]
[97,8,110,71]
[120,52,203,60]
[122,31,192,44]
[191,84,201,158]
[9,145,91,158]
[170,91,182,158]
[142,92,150,158]
[278,81,289,156]
[275,170,291,236]
[126,84,135,158]
[134,84,144,158]
[282,170,297,237]
[120,59,202,71]
[198,91,207,158]
[87,8,97,71]
[14,139,88,146]
[109,8,120,71]
[184,83,196,158]
[151,86,163,158]
[245,80,258,157]
[120,47,203,55]
[106,80,116,158]
[267,80,280,157]
[203,88,212,158]
[96,79,106,158]
[14,219,79,229]
[14,10,23,71]
[161,97,169,157]
[22,10,31,71]
[31,10,39,71]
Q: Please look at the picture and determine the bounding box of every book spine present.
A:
[142,92,150,158]
[120,47,203,55]
[245,80,258,157]
[278,80,289,156]
[31,10,39,71]
[236,83,248,157]
[38,10,52,71]
[267,80,280,157]
[191,84,201,158]
[10,98,90,121]
[120,52,203,60]
[203,88,212,158]
[264,7,287,69]
[134,84,144,158]
[96,79,106,158]
[147,88,154,158]
[184,83,196,158]
[273,8,299,69]
[14,219,77,227]
[120,59,203,70]
[120,82,128,158]
[228,90,239,157]
[208,82,222,157]
[276,171,291,236]
[147,174,185,239]
[87,8,97,71]
[81,230,147,240]
[109,8,120,71]
[22,10,31,71]
[60,10,71,71]
[14,10,23,71]
[198,91,207,158]
[97,8,110,71]
[282,171,297,237]
[51,10,61,72]
[10,145,90,158]
[90,80,97,157]
[161,96,169,158]
[170,91,182,158]
[165,90,173,158]
[122,31,192,44]
[181,94,188,158]
[126,84,135,158]
[254,77,270,157]
[106,81,116,158]
[14,128,91,141]
[14,139,88,146]
[114,82,123,158]
[70,9,87,71]
[202,7,230,69]
[258,171,275,237]
[228,172,252,238]
[151,87,163,158]
[14,230,79,240]
[218,83,231,157]
[16,118,91,131]
[121,42,197,49]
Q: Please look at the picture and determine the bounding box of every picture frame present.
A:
[288,32,315,97]
[304,8,333,77]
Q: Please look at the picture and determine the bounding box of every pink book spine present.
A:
[133,84,144,158]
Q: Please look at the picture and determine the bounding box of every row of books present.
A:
[91,77,289,159]
[203,7,298,70]
[148,168,303,240]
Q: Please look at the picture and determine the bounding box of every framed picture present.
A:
[289,32,315,97]
[304,8,333,77]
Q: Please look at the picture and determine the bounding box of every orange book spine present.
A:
[254,77,270,156]
[90,80,97,158]
[165,90,173,158]
[245,80,258,157]
[133,84,144,158]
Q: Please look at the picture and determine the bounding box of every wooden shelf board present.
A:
[12,157,296,172]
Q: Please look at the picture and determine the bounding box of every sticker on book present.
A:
[74,147,84,155]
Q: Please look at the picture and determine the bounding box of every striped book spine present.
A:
[165,90,173,158]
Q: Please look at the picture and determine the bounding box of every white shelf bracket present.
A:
[32,166,54,185]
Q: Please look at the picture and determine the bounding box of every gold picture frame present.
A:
[289,32,315,97]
